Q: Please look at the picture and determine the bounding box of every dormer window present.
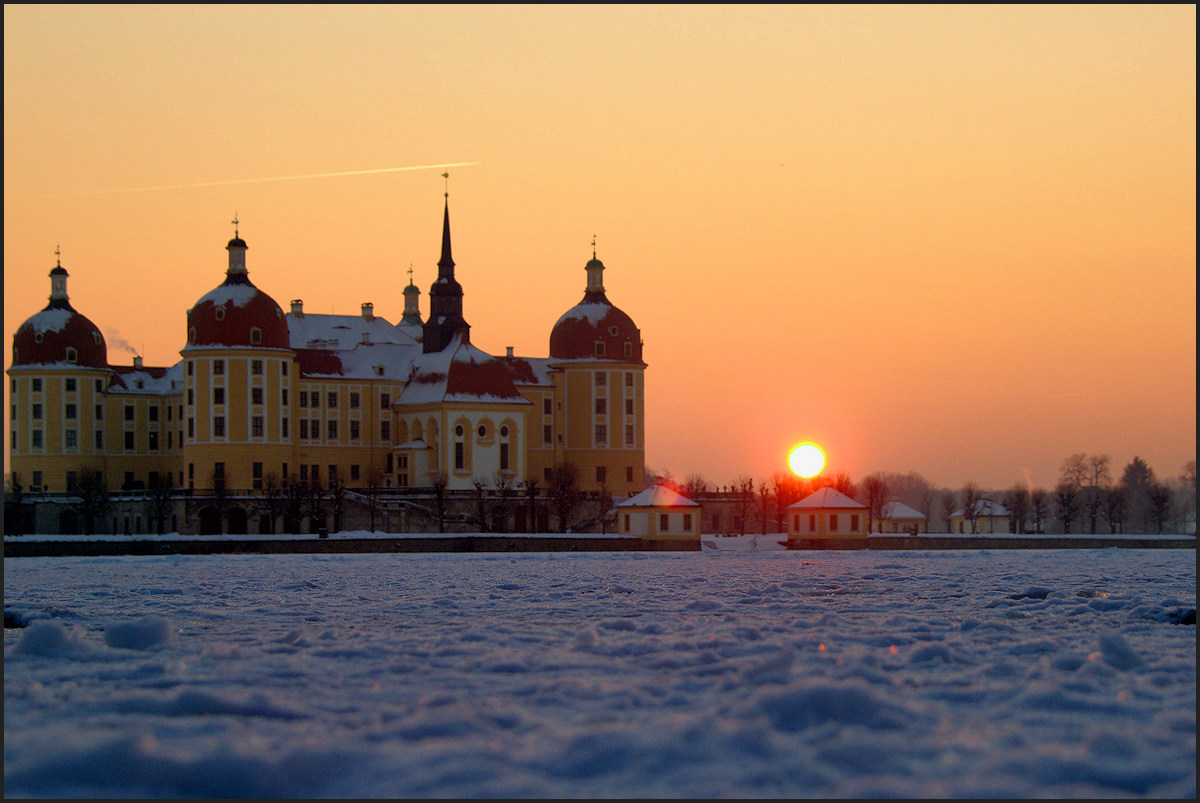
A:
[594,341,605,357]
[66,347,77,363]
[250,327,262,345]
[92,332,102,345]
[188,327,196,344]
[34,333,44,343]
[215,308,226,321]
[609,325,619,337]
[624,342,633,357]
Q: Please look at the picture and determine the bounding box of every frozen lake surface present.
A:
[4,545,1195,798]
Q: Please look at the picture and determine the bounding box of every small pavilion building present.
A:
[614,484,700,541]
[786,487,868,544]
[880,500,927,534]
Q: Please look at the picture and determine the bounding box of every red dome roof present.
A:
[12,304,107,368]
[549,299,642,362]
[187,277,289,349]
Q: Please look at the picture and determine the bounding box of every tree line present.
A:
[649,455,1197,535]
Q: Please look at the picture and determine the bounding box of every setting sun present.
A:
[788,443,825,478]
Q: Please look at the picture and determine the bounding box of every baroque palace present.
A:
[7,196,646,534]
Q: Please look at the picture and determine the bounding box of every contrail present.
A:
[9,162,481,199]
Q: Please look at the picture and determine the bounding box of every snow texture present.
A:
[194,284,262,309]
[4,544,1195,798]
[22,308,74,334]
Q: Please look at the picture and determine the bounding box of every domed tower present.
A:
[180,222,296,502]
[9,251,113,492]
[545,244,645,494]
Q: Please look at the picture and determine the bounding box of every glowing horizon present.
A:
[3,5,1195,492]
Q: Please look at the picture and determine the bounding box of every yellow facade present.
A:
[9,204,646,508]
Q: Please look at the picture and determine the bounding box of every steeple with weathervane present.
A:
[422,174,470,352]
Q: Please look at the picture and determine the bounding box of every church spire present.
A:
[423,178,469,352]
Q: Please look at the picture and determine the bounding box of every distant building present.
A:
[949,499,1011,534]
[880,500,927,534]
[615,484,700,541]
[786,487,868,542]
[8,196,647,534]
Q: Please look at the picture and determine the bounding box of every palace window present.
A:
[65,378,76,392]
[65,430,77,449]
[594,342,605,357]
[327,420,338,439]
[252,359,263,375]
[124,431,135,450]
[32,403,42,420]
[349,392,359,409]
[349,420,360,440]
[125,405,134,421]
[148,431,159,450]
[213,416,225,437]
[66,348,77,363]
[252,417,263,437]
[250,327,261,345]
[595,398,606,415]
[213,360,223,375]
[251,388,263,405]
[213,388,225,405]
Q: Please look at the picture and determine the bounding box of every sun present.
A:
[788,443,825,478]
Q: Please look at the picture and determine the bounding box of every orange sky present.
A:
[4,5,1195,491]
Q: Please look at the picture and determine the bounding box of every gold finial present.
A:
[408,262,414,285]
[441,172,449,199]
[591,234,597,259]
[55,244,61,266]
[231,212,239,238]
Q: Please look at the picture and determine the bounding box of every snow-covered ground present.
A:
[4,542,1195,798]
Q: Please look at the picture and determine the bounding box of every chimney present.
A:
[133,355,143,369]
[361,302,374,321]
[506,346,514,358]
[291,299,303,316]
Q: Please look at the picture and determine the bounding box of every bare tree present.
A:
[1054,481,1079,534]
[1004,483,1030,535]
[757,479,773,535]
[939,489,958,533]
[493,471,515,533]
[861,474,890,534]
[432,473,448,534]
[284,475,305,534]
[261,472,283,535]
[363,467,384,533]
[548,462,581,532]
[1082,454,1112,533]
[683,472,708,500]
[1059,453,1088,490]
[959,482,982,534]
[1104,485,1128,534]
[1028,488,1049,534]
[473,476,489,533]
[524,477,540,534]
[830,471,856,501]
[771,472,803,531]
[732,475,755,535]
[1147,481,1174,534]
[148,472,175,534]
[73,467,109,536]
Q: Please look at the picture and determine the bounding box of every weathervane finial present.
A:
[441,172,449,199]
[591,234,596,260]
[55,244,61,267]
[408,262,414,285]
[232,212,239,238]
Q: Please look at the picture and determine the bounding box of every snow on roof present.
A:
[788,487,865,510]
[194,283,262,309]
[23,308,74,334]
[882,501,926,520]
[334,342,422,381]
[615,484,700,508]
[503,356,555,386]
[397,335,529,406]
[286,312,416,351]
[553,301,613,328]
[951,499,1010,518]
[109,363,183,394]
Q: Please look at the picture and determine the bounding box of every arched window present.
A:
[188,327,197,344]
[66,347,77,363]
[215,308,226,321]
[250,327,262,345]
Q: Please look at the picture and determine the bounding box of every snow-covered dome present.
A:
[186,235,289,349]
[12,263,107,368]
[549,256,642,362]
